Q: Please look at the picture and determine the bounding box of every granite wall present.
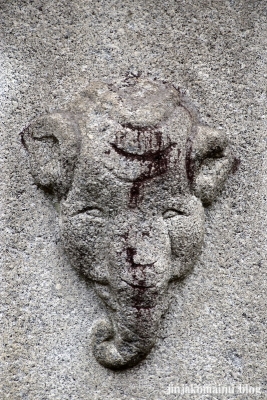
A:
[1,1,266,399]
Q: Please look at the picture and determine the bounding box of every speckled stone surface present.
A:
[1,1,266,399]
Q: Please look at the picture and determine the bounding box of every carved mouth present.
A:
[121,278,155,289]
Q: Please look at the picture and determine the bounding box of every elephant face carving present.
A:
[22,78,234,369]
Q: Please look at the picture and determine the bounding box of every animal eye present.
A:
[163,209,185,219]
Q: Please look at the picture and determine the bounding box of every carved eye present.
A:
[163,209,185,219]
[78,207,104,217]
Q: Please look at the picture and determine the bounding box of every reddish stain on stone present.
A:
[111,124,177,207]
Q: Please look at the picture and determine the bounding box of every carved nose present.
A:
[126,246,156,266]
[133,248,156,265]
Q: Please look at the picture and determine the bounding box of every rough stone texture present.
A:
[1,0,266,399]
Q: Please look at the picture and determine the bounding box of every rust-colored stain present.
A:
[111,124,177,207]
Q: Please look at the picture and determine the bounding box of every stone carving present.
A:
[22,77,234,369]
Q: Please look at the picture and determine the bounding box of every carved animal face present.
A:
[22,79,233,369]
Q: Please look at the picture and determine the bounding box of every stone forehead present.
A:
[67,78,191,127]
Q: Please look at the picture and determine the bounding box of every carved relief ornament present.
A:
[22,78,234,369]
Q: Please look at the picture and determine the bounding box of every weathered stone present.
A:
[1,1,266,399]
[22,78,233,369]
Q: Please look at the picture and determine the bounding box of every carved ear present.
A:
[21,113,81,199]
[189,126,233,206]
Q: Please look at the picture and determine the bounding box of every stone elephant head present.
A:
[22,78,234,369]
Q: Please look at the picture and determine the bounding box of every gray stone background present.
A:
[0,1,266,399]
